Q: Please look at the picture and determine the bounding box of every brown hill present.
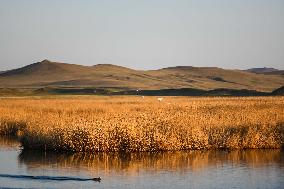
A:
[262,71,284,76]
[1,60,284,92]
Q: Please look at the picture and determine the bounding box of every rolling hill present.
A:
[1,60,284,93]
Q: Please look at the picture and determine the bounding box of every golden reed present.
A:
[0,96,283,152]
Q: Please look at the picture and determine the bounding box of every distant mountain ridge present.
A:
[1,60,284,92]
[246,67,284,76]
[246,67,280,73]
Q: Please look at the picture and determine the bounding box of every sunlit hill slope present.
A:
[0,60,284,92]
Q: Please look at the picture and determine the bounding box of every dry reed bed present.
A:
[0,96,283,152]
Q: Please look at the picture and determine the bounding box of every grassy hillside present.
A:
[1,60,284,92]
[261,71,284,76]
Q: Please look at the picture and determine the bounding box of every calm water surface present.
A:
[0,137,283,189]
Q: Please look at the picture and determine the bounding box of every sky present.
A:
[0,0,283,71]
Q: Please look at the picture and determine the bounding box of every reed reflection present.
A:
[1,137,282,175]
[0,136,20,150]
[18,149,284,176]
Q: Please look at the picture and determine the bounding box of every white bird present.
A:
[157,97,163,102]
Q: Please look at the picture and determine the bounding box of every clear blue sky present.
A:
[0,0,283,71]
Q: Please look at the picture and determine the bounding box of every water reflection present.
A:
[0,136,283,174]
[0,136,20,150]
[18,149,284,174]
[1,136,284,189]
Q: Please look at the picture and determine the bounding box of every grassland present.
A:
[0,96,283,152]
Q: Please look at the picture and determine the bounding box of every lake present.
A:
[0,137,283,189]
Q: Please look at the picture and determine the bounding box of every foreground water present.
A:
[0,137,283,189]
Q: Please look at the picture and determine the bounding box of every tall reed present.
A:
[0,96,283,152]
